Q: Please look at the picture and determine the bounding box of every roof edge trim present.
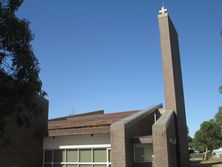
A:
[111,104,162,129]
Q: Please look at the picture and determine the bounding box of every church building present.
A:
[0,7,190,167]
[42,7,190,167]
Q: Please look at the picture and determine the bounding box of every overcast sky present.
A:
[17,0,222,137]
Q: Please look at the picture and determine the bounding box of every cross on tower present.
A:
[159,6,167,14]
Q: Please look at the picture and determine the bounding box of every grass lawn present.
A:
[190,158,222,167]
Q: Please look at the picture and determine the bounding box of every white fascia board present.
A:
[59,144,111,149]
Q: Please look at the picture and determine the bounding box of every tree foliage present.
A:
[192,120,222,152]
[188,136,194,149]
[219,85,222,94]
[0,0,45,144]
[215,109,222,128]
[191,82,222,154]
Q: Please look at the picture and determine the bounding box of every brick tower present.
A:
[158,7,190,167]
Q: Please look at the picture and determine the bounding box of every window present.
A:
[134,144,153,162]
[43,147,111,167]
[54,165,66,167]
[93,149,106,162]
[44,165,52,167]
[66,150,78,162]
[108,149,111,162]
[54,150,66,162]
[135,147,144,161]
[79,149,91,162]
[45,150,52,163]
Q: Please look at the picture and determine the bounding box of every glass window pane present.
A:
[67,149,78,162]
[67,165,78,167]
[93,149,106,162]
[79,165,91,167]
[45,150,52,162]
[135,147,144,161]
[144,145,153,162]
[54,149,66,162]
[93,165,106,167]
[54,165,66,167]
[44,164,52,167]
[79,149,92,162]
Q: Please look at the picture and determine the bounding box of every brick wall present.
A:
[152,111,177,167]
[110,104,162,167]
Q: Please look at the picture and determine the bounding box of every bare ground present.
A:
[190,158,222,167]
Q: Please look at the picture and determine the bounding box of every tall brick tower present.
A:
[158,7,190,167]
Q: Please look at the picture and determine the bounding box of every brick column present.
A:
[158,11,189,167]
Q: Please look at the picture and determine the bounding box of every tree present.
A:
[219,85,222,94]
[192,120,222,160]
[215,110,222,128]
[187,127,194,149]
[188,136,194,149]
[216,80,222,131]
[220,31,222,94]
[0,0,45,145]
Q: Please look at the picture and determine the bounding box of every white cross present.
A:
[159,6,167,14]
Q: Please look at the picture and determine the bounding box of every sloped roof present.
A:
[48,110,140,136]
